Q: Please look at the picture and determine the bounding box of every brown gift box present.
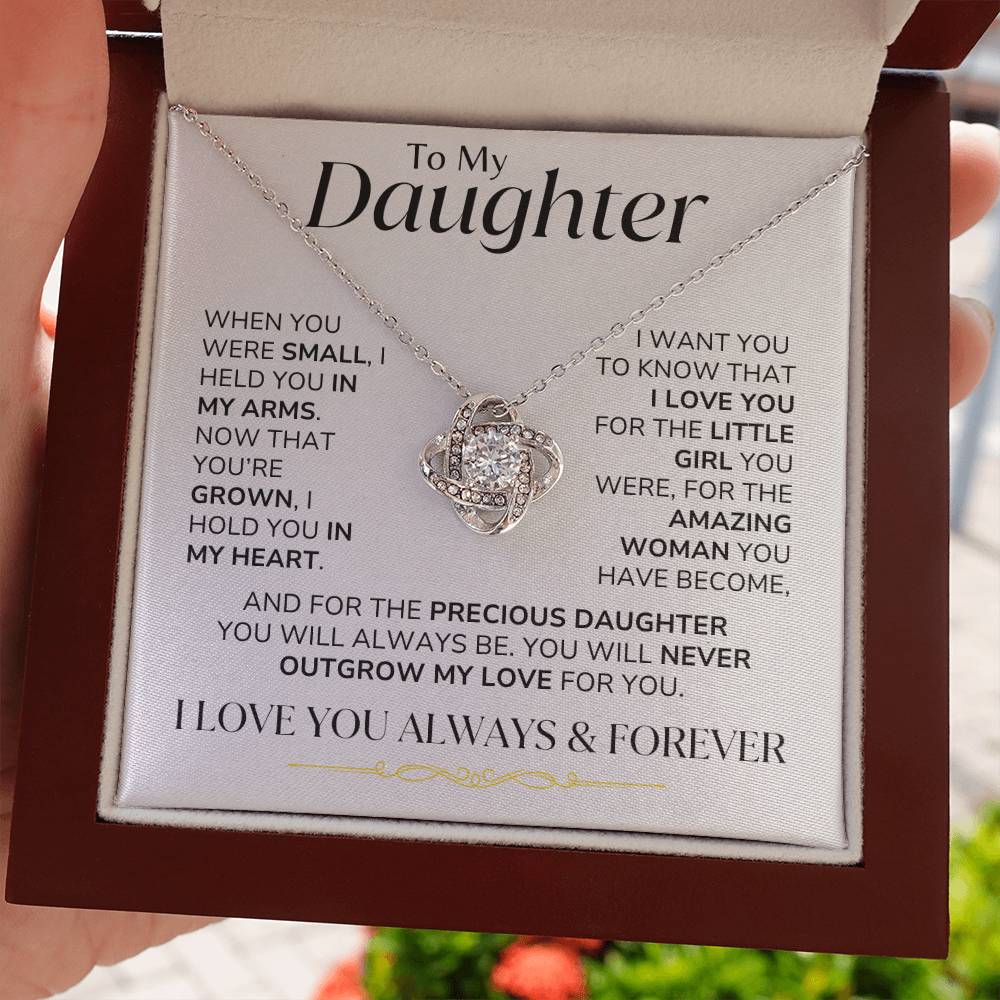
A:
[6,0,998,959]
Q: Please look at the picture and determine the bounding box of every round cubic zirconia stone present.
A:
[462,427,522,490]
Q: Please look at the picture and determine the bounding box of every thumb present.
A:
[0,0,108,334]
[0,0,108,743]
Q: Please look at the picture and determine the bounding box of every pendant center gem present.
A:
[420,393,563,536]
[462,427,522,489]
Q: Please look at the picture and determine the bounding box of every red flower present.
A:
[491,941,586,1000]
[314,954,367,1000]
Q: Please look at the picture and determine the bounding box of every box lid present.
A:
[117,1,924,136]
[106,1,997,71]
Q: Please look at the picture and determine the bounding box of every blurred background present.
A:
[43,23,1000,1000]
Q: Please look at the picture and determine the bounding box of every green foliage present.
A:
[946,800,1000,997]
[362,803,1000,1000]
[365,926,514,999]
[583,945,965,1000]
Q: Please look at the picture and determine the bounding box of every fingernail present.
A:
[39,306,56,339]
[961,296,995,339]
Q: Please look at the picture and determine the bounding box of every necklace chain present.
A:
[170,104,867,409]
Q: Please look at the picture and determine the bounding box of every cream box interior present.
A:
[97,0,920,865]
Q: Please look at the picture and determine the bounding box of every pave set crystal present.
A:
[420,393,563,535]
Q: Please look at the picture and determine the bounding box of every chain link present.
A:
[171,104,867,410]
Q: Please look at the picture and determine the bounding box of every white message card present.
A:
[108,114,862,855]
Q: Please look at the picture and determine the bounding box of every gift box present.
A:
[7,0,996,958]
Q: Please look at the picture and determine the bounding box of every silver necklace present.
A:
[170,105,867,536]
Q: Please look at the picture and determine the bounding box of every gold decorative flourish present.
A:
[288,760,665,791]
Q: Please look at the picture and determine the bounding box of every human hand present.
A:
[0,2,997,993]
[0,3,211,998]
[949,120,999,405]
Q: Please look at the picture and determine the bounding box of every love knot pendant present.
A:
[420,393,564,536]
